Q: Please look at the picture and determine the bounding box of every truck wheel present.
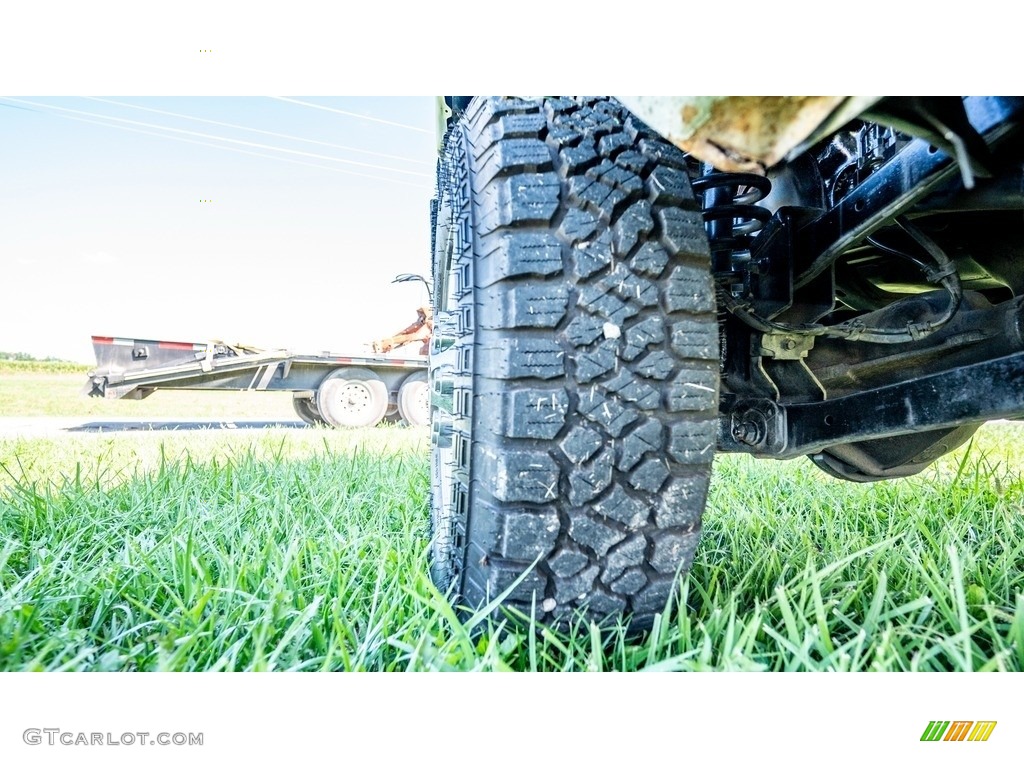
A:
[397,370,429,427]
[292,394,328,426]
[317,367,389,428]
[429,97,718,631]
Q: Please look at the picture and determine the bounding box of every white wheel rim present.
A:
[407,381,430,425]
[335,381,373,415]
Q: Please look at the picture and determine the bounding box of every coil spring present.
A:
[691,172,772,256]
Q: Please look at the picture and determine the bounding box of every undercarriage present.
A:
[702,97,1024,478]
[428,96,1024,630]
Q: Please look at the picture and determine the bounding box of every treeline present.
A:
[0,352,90,374]
[0,351,73,362]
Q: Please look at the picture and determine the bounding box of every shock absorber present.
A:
[691,170,772,273]
[692,169,774,373]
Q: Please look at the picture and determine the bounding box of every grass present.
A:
[0,371,297,419]
[1,419,1022,671]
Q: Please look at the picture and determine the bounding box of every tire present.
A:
[397,370,429,427]
[293,394,328,426]
[429,97,718,632]
[317,367,389,428]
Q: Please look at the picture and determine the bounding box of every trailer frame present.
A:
[84,336,429,427]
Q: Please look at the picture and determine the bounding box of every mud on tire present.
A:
[429,97,718,632]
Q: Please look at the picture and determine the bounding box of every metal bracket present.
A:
[759,333,814,360]
[758,332,828,401]
[727,400,783,450]
[201,343,216,373]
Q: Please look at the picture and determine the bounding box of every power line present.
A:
[5,106,431,190]
[270,97,431,134]
[2,98,431,178]
[0,102,41,113]
[83,97,432,166]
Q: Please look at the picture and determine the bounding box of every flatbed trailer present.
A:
[83,335,428,427]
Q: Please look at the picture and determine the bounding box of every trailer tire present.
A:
[293,394,328,427]
[397,370,429,427]
[317,367,390,428]
[429,96,718,632]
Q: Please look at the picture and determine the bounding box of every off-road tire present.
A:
[429,96,718,632]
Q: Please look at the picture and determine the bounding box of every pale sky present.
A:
[0,97,437,363]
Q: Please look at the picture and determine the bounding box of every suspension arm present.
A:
[721,349,1024,457]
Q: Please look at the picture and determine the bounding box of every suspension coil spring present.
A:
[691,172,773,259]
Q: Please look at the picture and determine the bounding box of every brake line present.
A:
[719,216,963,344]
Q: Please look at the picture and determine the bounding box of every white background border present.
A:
[2,2,1019,765]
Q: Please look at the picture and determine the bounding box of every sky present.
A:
[0,97,437,363]
[0,16,1001,368]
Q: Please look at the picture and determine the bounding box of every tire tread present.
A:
[431,96,717,631]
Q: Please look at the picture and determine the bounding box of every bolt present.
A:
[732,422,758,446]
[782,338,797,351]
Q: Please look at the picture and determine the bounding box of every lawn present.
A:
[1,372,1022,670]
[0,368,297,420]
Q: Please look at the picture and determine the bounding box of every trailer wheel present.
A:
[292,394,328,426]
[397,370,429,427]
[429,97,717,632]
[317,367,390,428]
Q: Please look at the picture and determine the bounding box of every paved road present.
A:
[0,417,309,437]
